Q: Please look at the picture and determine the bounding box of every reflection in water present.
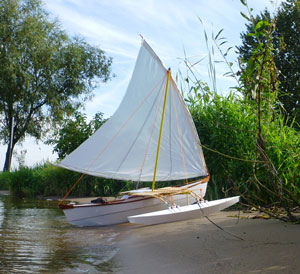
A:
[0,195,120,273]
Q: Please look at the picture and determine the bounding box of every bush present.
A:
[0,171,10,190]
[0,163,132,198]
[190,92,257,200]
[189,91,300,208]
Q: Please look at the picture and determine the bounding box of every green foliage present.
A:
[235,1,300,216]
[263,119,300,199]
[0,0,112,171]
[238,0,300,127]
[0,163,131,198]
[47,111,107,159]
[0,172,10,190]
[188,89,300,207]
[184,2,300,221]
[188,91,257,200]
[8,167,44,197]
[238,16,279,120]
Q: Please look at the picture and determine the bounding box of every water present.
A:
[0,194,120,273]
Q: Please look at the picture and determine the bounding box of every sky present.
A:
[0,0,283,170]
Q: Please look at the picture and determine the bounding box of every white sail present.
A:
[58,40,208,182]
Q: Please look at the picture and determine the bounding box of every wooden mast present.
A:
[152,68,171,191]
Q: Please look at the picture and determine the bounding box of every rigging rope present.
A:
[200,143,266,164]
[195,199,244,241]
[204,215,244,241]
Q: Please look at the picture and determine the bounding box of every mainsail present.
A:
[58,40,208,182]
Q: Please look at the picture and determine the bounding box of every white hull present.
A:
[62,181,207,227]
[128,196,240,225]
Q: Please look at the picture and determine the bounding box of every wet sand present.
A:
[114,211,300,274]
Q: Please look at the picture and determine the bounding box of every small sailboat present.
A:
[58,39,239,227]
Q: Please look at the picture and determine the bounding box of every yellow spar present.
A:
[152,68,171,191]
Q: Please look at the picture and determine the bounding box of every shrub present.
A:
[0,171,10,190]
[0,163,131,198]
[190,92,257,200]
[189,91,300,210]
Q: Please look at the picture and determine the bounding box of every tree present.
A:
[235,0,300,221]
[48,111,107,159]
[237,0,300,126]
[0,0,112,171]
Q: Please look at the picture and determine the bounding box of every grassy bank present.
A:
[0,164,135,198]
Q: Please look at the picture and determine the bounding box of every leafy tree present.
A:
[0,0,112,171]
[48,111,107,159]
[235,0,300,221]
[237,0,300,126]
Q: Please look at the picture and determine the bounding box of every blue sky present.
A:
[0,0,282,169]
[44,0,281,118]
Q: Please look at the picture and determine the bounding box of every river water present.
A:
[0,194,120,273]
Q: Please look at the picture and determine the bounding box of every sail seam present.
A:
[113,79,165,179]
[138,77,167,182]
[171,77,209,176]
[170,80,188,184]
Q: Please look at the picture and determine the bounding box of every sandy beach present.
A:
[113,211,300,274]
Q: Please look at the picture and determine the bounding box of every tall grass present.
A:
[0,172,10,190]
[0,163,134,198]
[189,91,300,210]
[189,92,257,200]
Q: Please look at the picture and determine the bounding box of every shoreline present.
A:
[114,211,300,273]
